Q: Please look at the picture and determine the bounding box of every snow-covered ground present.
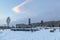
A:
[0,28,60,40]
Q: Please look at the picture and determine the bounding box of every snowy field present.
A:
[0,27,60,40]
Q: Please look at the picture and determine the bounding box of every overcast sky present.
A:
[0,0,60,25]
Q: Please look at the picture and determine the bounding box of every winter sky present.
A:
[0,0,60,24]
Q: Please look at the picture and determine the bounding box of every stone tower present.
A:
[28,18,31,25]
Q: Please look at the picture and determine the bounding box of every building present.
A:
[16,24,27,28]
[43,21,60,27]
[30,20,60,27]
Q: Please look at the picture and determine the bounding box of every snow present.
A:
[0,28,60,40]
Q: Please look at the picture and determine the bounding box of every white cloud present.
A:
[12,0,30,13]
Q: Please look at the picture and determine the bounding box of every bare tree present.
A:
[6,17,11,27]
